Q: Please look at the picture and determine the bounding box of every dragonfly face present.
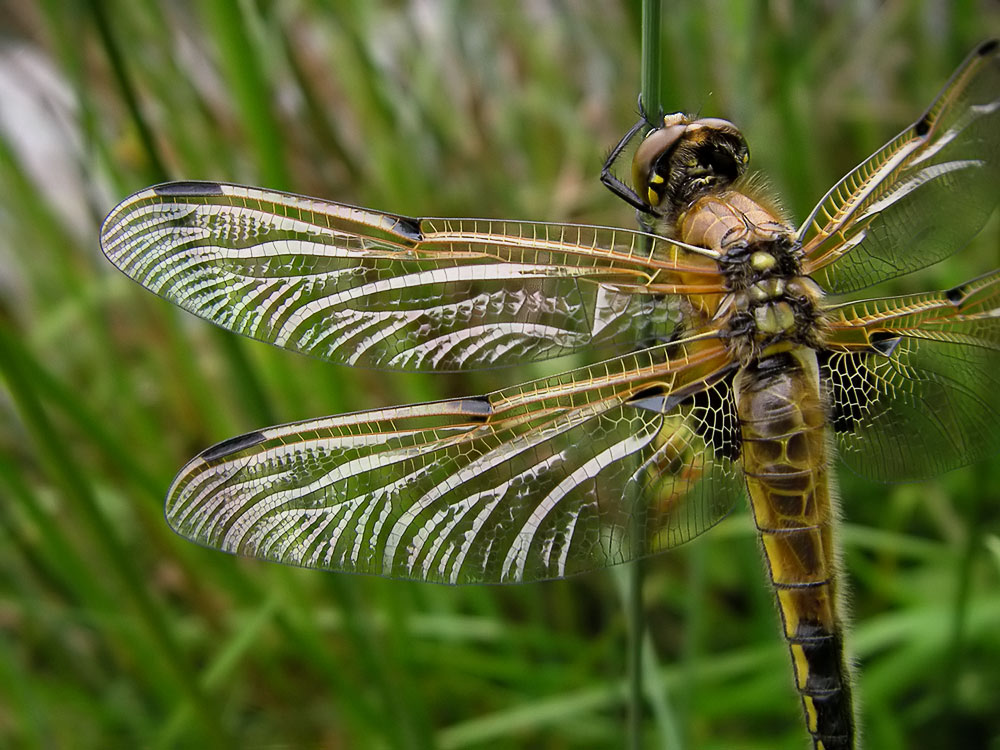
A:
[100,40,1000,750]
[630,114,749,214]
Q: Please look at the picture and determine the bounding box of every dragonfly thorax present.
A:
[721,238,827,364]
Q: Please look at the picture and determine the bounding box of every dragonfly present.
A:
[101,41,1000,750]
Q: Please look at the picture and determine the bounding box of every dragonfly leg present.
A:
[600,115,656,214]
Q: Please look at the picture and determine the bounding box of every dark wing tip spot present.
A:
[913,115,932,137]
[200,430,267,461]
[978,38,999,56]
[460,397,493,421]
[945,284,966,304]
[391,215,424,242]
[154,181,225,197]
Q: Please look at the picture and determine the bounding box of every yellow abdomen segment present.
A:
[735,348,855,750]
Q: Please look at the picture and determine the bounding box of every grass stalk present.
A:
[626,2,665,749]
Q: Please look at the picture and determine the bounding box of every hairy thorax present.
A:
[677,188,828,365]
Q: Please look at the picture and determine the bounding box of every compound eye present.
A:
[688,117,742,135]
[686,118,750,175]
[631,123,686,207]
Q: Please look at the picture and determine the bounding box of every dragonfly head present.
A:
[632,114,749,213]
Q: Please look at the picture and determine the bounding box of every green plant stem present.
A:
[641,0,662,118]
[627,2,664,749]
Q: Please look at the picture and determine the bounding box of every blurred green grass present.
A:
[0,1,998,748]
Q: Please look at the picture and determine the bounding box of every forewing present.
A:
[100,181,721,371]
[823,270,1000,481]
[164,338,745,583]
[800,40,1000,294]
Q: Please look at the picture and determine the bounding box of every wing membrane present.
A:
[800,40,1000,293]
[100,181,722,371]
[165,337,745,582]
[823,270,1000,480]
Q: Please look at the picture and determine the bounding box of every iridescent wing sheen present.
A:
[164,336,746,583]
[100,181,722,372]
[822,270,1000,481]
[799,40,1000,294]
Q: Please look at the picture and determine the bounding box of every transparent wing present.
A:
[800,40,1000,294]
[822,270,1000,481]
[101,181,722,371]
[164,337,745,583]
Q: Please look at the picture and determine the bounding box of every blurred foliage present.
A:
[0,1,998,748]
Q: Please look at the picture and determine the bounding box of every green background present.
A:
[1,1,999,748]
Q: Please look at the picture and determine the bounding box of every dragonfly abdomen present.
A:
[735,348,855,750]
